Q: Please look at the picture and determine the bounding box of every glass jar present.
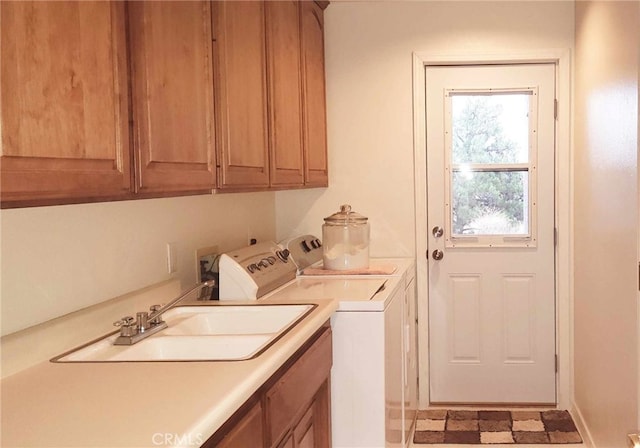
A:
[322,204,370,270]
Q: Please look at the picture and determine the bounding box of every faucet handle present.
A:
[149,305,164,325]
[114,316,138,337]
[113,316,135,327]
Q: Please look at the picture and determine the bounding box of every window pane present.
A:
[452,170,529,236]
[451,94,530,164]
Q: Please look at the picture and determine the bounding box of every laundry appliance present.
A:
[218,237,416,448]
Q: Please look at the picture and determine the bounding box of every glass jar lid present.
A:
[324,204,368,224]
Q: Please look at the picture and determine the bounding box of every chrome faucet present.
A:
[112,280,216,345]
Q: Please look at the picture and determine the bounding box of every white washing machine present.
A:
[218,238,415,448]
[282,235,417,448]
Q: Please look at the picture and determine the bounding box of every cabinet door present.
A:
[213,1,270,189]
[128,1,216,195]
[266,327,331,446]
[300,1,328,187]
[293,401,315,448]
[295,381,331,448]
[278,433,295,448]
[1,1,131,207]
[216,401,264,448]
[266,0,305,187]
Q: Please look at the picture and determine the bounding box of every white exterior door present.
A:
[426,64,556,404]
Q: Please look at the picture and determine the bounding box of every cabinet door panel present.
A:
[213,1,270,189]
[216,401,264,448]
[278,433,294,448]
[266,0,304,187]
[293,402,315,448]
[129,1,215,194]
[300,1,328,187]
[1,1,131,206]
[266,327,331,446]
[309,380,331,448]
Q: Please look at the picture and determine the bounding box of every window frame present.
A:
[443,87,539,248]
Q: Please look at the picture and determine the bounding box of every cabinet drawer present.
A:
[266,327,332,446]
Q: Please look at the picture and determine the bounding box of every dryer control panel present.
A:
[280,234,323,272]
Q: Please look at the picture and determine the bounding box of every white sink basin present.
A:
[53,304,315,362]
[58,334,275,362]
[162,304,314,336]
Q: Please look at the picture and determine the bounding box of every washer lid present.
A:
[265,277,400,311]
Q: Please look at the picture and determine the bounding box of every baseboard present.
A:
[571,401,595,447]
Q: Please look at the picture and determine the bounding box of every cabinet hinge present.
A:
[555,354,558,373]
[554,99,558,120]
[554,228,558,247]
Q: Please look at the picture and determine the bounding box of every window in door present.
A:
[444,89,539,247]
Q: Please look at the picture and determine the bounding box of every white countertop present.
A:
[0,298,337,448]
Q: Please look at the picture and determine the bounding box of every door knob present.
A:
[432,249,444,261]
[432,226,444,238]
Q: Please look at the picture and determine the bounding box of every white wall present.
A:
[574,2,639,445]
[1,192,276,336]
[275,1,575,257]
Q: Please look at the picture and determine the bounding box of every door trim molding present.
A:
[412,49,572,410]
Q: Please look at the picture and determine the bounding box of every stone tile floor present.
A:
[412,410,583,446]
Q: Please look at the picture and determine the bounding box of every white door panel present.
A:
[426,64,556,404]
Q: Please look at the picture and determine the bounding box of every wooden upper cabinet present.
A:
[1,0,329,207]
[213,0,329,192]
[300,1,329,187]
[1,1,131,207]
[266,0,305,188]
[128,1,216,195]
[213,1,270,189]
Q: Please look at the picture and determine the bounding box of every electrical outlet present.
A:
[166,242,178,274]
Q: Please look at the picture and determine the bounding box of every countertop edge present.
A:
[0,298,338,448]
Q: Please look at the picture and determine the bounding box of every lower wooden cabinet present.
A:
[205,324,332,448]
[291,381,331,448]
[215,400,264,448]
[277,385,328,448]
